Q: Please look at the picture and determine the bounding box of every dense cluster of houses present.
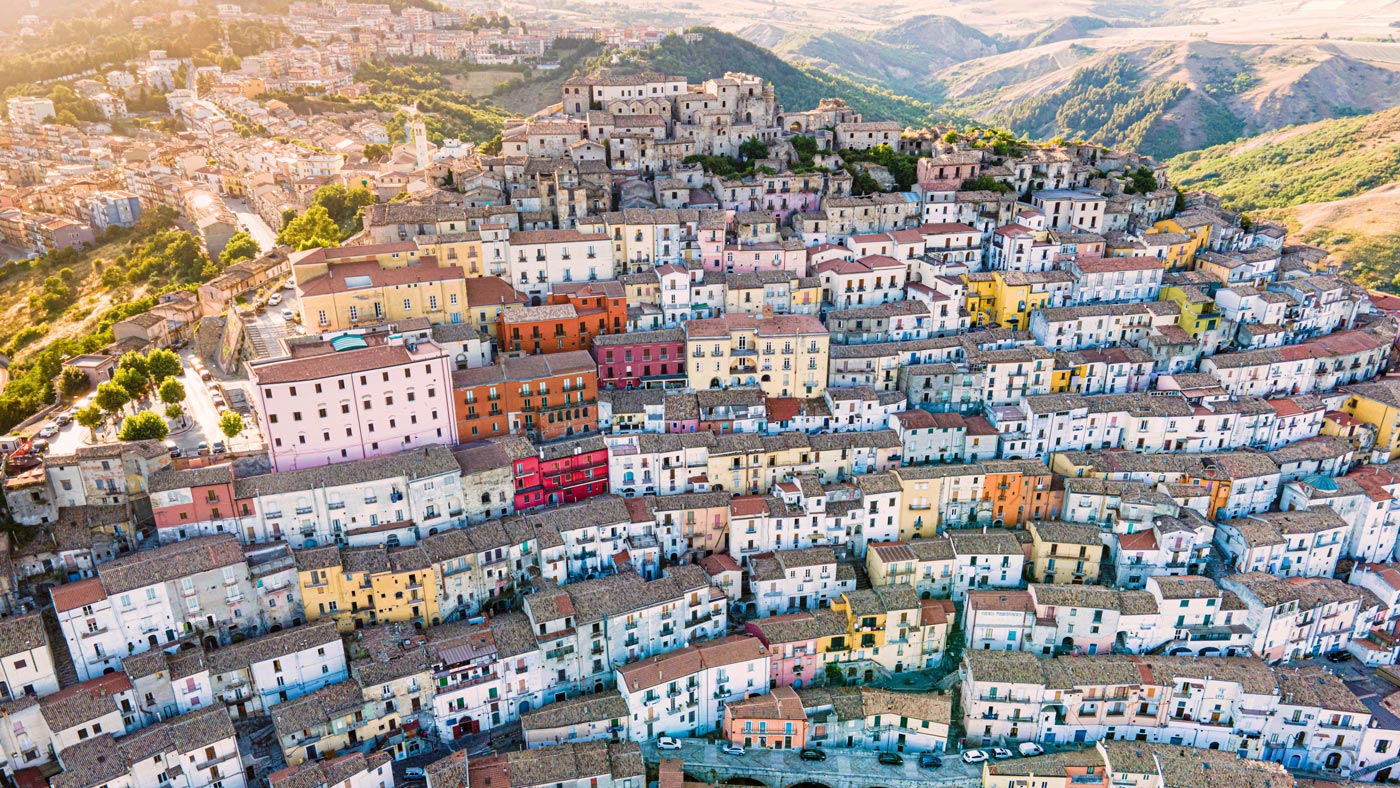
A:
[8,38,1400,788]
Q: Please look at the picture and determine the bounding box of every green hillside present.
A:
[610,28,944,127]
[1167,107,1400,290]
[985,54,1242,160]
[1165,107,1400,211]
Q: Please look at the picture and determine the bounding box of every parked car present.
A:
[38,424,59,439]
[1326,651,1353,663]
[283,280,296,290]
[721,744,745,756]
[281,308,295,321]
[196,441,209,455]
[53,413,71,426]
[657,737,682,751]
[1019,743,1045,757]
[799,748,827,761]
[165,440,181,457]
[918,753,942,769]
[402,768,425,780]
[992,747,1014,760]
[878,752,903,766]
[961,750,988,764]
[267,293,282,306]
[212,441,227,454]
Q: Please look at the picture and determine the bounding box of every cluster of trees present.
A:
[347,61,512,144]
[28,268,78,318]
[839,144,920,193]
[277,185,376,251]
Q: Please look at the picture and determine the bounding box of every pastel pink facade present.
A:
[716,243,809,276]
[251,334,455,472]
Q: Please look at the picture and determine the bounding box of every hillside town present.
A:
[5,5,1400,788]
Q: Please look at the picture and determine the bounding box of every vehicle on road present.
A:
[992,747,1014,760]
[799,748,826,761]
[961,750,988,764]
[1326,651,1353,663]
[403,768,425,779]
[196,441,209,455]
[1019,743,1045,757]
[878,752,903,765]
[165,440,181,457]
[268,293,282,306]
[53,413,71,426]
[657,737,682,751]
[721,744,745,756]
[919,753,942,768]
[38,424,59,439]
[212,441,227,454]
[281,309,295,321]
[283,280,296,290]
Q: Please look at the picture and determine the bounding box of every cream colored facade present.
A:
[684,313,830,397]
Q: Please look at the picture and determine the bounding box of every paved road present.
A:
[640,739,985,788]
[222,195,278,253]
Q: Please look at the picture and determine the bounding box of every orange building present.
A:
[979,459,1063,528]
[498,303,591,356]
[722,686,808,750]
[450,350,598,443]
[548,280,629,337]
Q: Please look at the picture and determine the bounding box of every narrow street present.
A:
[221,195,278,253]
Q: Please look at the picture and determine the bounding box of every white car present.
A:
[721,744,745,756]
[961,749,988,764]
[657,737,682,751]
[992,747,1014,760]
[267,293,282,306]
[38,424,59,439]
[1019,742,1045,757]
[281,309,295,321]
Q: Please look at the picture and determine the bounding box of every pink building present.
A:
[250,332,454,472]
[148,464,237,543]
[716,242,808,276]
[745,609,846,689]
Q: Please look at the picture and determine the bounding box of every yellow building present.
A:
[1157,284,1221,338]
[1155,212,1211,244]
[1027,520,1105,585]
[962,271,1073,331]
[891,465,988,540]
[296,544,439,632]
[684,313,829,397]
[293,243,470,331]
[418,234,488,276]
[1339,380,1400,461]
[830,584,942,674]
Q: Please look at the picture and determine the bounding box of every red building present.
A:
[590,327,687,390]
[518,434,609,510]
[149,465,237,542]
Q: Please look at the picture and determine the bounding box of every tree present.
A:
[277,204,341,251]
[94,381,130,416]
[739,136,769,161]
[310,184,376,239]
[164,403,185,425]
[59,367,90,398]
[146,348,183,385]
[117,410,169,441]
[117,351,149,379]
[158,377,186,406]
[942,130,959,143]
[218,232,260,267]
[75,404,104,439]
[112,366,149,402]
[218,410,245,439]
[824,663,846,686]
[363,143,391,161]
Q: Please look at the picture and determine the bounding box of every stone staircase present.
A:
[41,607,80,688]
